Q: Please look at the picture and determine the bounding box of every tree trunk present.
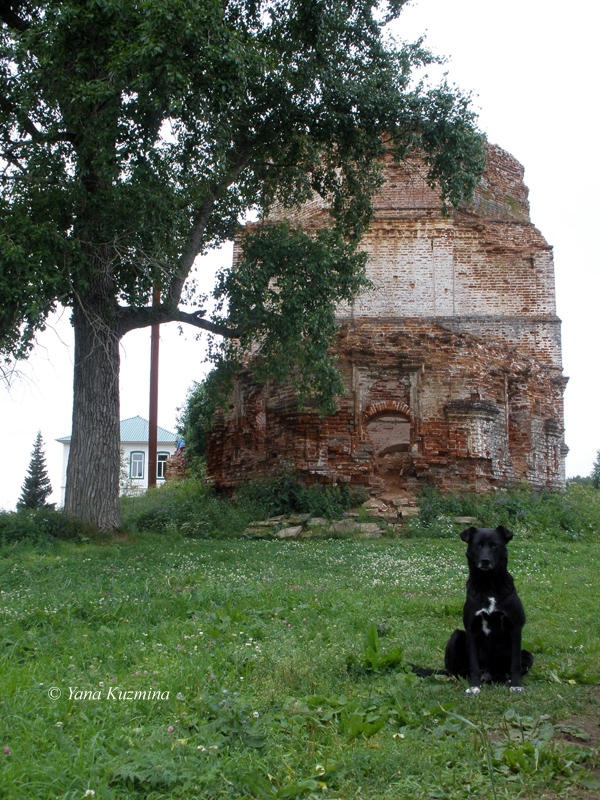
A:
[64,293,122,530]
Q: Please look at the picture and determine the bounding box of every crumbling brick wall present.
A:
[164,452,188,482]
[206,143,568,495]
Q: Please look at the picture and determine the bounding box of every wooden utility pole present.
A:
[148,289,160,488]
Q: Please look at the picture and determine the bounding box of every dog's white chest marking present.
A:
[475,596,497,636]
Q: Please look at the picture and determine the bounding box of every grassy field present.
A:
[1,527,598,799]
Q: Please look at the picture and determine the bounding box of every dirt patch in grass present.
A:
[549,698,600,800]
[558,714,600,747]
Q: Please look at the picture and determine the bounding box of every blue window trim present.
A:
[157,451,169,480]
[130,450,145,480]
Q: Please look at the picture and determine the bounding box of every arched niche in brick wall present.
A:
[365,414,411,456]
[363,403,415,491]
[363,401,413,454]
[363,400,412,456]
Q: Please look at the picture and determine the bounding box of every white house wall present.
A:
[59,441,177,506]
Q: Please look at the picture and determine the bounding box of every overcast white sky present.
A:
[1,0,598,510]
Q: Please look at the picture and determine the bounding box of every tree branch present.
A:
[116,303,258,340]
[0,95,77,146]
[165,143,253,309]
[0,144,28,175]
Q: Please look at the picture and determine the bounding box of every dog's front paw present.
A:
[509,685,525,694]
[466,686,481,696]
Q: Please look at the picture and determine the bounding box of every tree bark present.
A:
[64,286,122,530]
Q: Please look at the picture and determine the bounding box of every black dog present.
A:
[444,525,533,694]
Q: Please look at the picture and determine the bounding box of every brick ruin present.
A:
[206,143,568,496]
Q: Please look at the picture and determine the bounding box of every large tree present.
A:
[1,0,485,529]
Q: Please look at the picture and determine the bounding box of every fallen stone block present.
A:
[362,498,387,511]
[306,517,328,528]
[356,522,381,535]
[286,513,311,525]
[275,526,303,539]
[330,519,360,534]
[371,510,399,521]
[250,520,280,528]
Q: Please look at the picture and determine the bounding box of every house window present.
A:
[130,451,145,479]
[157,452,169,480]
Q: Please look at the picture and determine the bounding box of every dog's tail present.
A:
[407,664,452,678]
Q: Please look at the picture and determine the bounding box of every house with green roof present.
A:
[56,416,177,505]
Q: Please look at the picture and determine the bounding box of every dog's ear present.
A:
[496,525,513,542]
[460,526,477,543]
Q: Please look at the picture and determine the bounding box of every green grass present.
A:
[1,529,599,799]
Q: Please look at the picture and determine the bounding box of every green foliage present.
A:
[121,478,600,542]
[120,479,250,539]
[348,623,406,673]
[121,469,368,537]
[242,772,323,799]
[0,506,91,544]
[339,701,389,740]
[488,709,599,791]
[1,0,485,363]
[177,361,244,465]
[17,431,53,509]
[234,465,368,519]
[591,448,600,489]
[214,223,371,411]
[118,449,138,497]
[412,483,600,539]
[567,474,594,488]
[176,380,210,470]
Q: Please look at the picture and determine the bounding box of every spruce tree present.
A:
[18,432,53,509]
[591,449,600,489]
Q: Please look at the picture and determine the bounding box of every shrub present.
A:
[121,469,368,538]
[413,484,600,539]
[234,468,368,519]
[120,479,251,538]
[591,448,600,489]
[0,507,91,545]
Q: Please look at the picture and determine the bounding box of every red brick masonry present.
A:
[207,144,568,495]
